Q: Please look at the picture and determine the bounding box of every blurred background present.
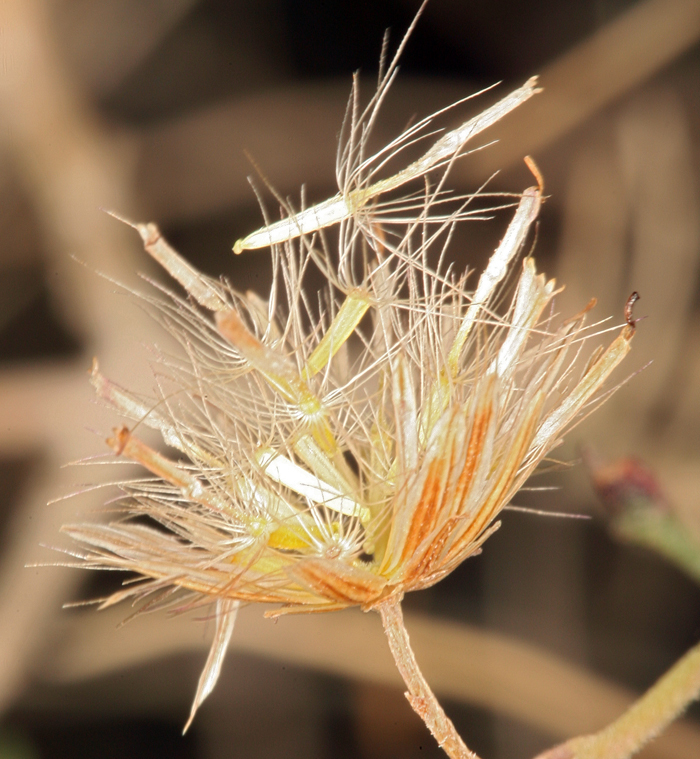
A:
[1,0,700,757]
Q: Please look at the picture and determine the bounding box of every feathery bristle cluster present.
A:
[62,51,633,729]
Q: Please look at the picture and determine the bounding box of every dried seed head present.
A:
[62,54,632,730]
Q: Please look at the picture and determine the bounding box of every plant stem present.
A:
[376,595,481,759]
[583,450,700,586]
[533,638,700,759]
[614,506,700,586]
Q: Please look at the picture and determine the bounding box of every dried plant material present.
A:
[59,14,635,756]
[232,76,540,254]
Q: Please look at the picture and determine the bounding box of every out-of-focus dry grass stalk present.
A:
[135,0,700,222]
[463,0,700,177]
[1,0,700,756]
[0,0,155,715]
[554,85,700,562]
[44,605,700,759]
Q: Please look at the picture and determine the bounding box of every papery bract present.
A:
[63,57,632,735]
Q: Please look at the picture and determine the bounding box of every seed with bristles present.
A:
[63,69,632,735]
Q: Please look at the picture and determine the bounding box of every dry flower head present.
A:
[61,20,634,734]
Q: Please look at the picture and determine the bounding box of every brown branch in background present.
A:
[56,0,201,97]
[135,0,700,222]
[464,0,700,179]
[554,83,700,460]
[135,78,474,222]
[1,0,700,755]
[44,605,700,759]
[0,0,157,715]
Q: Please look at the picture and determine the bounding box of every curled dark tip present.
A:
[625,291,640,330]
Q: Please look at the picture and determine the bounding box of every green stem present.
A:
[582,450,700,586]
[533,638,700,759]
[376,596,480,759]
[614,506,700,586]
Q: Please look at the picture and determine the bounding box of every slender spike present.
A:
[292,434,358,494]
[392,354,418,475]
[90,359,220,465]
[489,259,556,380]
[215,309,337,452]
[532,326,634,450]
[233,78,540,254]
[233,195,351,254]
[107,212,228,312]
[447,185,542,375]
[302,290,371,379]
[184,599,239,733]
[107,426,229,514]
[257,449,370,523]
